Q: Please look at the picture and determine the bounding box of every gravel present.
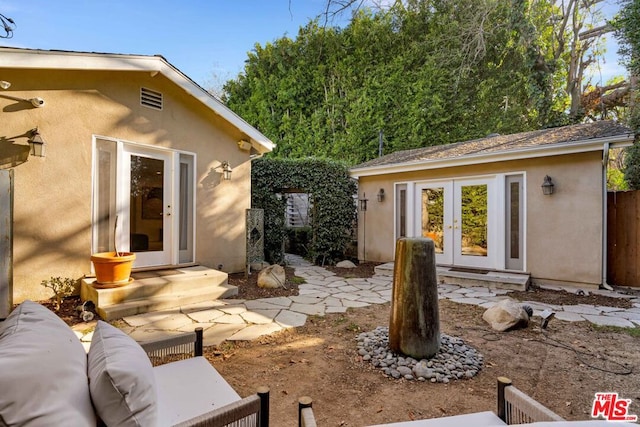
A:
[356,326,483,383]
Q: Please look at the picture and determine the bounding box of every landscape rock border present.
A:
[356,326,484,383]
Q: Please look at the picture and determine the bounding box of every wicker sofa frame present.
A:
[296,377,564,426]
[140,327,269,427]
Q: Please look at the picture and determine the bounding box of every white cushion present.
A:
[367,411,506,426]
[153,356,241,426]
[88,321,158,426]
[0,300,96,426]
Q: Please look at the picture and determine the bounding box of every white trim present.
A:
[0,47,275,154]
[91,134,197,269]
[350,135,634,178]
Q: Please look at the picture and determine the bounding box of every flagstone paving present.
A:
[101,254,640,345]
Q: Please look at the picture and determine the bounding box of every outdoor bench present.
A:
[0,300,269,427]
[297,377,637,426]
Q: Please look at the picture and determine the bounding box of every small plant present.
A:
[291,276,306,285]
[40,276,76,311]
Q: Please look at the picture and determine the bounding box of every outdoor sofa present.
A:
[297,378,637,427]
[0,300,268,426]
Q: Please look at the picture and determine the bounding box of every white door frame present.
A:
[412,175,501,270]
[414,180,454,265]
[453,177,498,268]
[92,136,196,270]
[121,145,174,267]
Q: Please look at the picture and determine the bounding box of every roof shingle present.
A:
[352,121,632,170]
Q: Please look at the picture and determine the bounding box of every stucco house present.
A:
[350,121,634,290]
[0,47,274,305]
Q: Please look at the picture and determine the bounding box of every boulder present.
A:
[482,298,530,332]
[336,260,357,268]
[257,264,286,289]
[250,261,268,272]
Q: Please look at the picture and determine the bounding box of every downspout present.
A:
[601,142,614,290]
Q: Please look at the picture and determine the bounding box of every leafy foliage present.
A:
[223,0,618,166]
[224,2,562,165]
[252,157,357,265]
[615,0,640,188]
[40,277,76,311]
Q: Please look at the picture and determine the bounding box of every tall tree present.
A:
[616,0,640,188]
[224,0,620,165]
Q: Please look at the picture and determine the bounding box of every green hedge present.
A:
[252,157,357,265]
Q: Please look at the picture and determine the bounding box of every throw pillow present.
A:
[88,320,158,426]
[0,300,96,426]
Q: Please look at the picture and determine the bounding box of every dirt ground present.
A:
[217,265,640,426]
[44,265,640,427]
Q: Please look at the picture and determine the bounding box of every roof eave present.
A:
[350,133,634,178]
[0,48,275,153]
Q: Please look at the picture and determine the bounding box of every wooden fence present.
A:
[607,190,640,287]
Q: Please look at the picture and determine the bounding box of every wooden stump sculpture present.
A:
[389,237,440,359]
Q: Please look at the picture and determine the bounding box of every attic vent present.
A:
[140,87,163,110]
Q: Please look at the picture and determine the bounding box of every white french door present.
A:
[122,146,173,267]
[92,137,195,270]
[415,177,496,269]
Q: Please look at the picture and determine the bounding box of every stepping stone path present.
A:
[74,255,640,345]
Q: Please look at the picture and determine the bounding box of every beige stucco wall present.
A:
[355,151,604,287]
[1,68,256,302]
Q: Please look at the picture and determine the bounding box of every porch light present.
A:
[218,161,232,181]
[377,188,385,202]
[359,193,368,211]
[27,128,46,157]
[0,80,10,89]
[541,175,554,195]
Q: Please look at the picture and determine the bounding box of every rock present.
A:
[413,361,433,379]
[257,264,286,289]
[482,298,530,332]
[250,261,269,272]
[336,260,357,268]
[397,366,413,377]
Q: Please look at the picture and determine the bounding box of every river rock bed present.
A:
[356,326,483,383]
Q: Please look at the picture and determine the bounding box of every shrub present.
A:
[252,157,357,265]
[40,277,76,311]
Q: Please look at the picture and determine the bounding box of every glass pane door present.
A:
[415,182,453,264]
[454,178,495,268]
[123,147,172,267]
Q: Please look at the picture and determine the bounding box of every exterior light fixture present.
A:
[377,188,385,202]
[218,161,232,181]
[237,139,252,151]
[0,91,45,107]
[28,128,46,157]
[0,80,10,89]
[359,193,368,211]
[541,175,554,195]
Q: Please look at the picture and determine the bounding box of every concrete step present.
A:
[373,263,529,291]
[94,285,237,321]
[437,266,529,291]
[80,266,237,321]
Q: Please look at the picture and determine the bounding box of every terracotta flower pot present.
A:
[91,252,136,287]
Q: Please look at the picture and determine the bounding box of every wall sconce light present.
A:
[237,139,252,151]
[0,80,10,89]
[359,193,368,211]
[377,188,385,202]
[541,175,554,195]
[0,91,45,107]
[27,128,46,157]
[217,161,232,181]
